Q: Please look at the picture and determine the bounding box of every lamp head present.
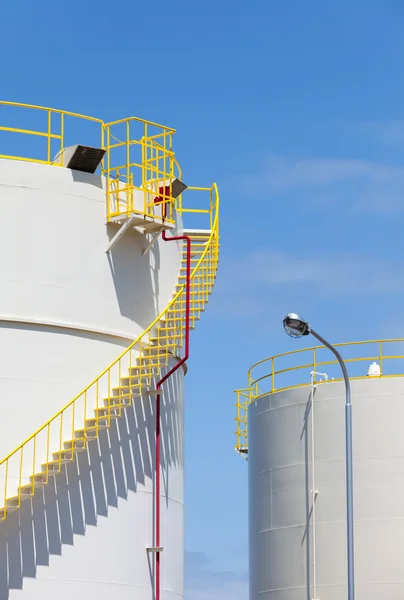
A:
[283,313,311,338]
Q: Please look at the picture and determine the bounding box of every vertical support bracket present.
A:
[142,227,164,256]
[106,215,137,253]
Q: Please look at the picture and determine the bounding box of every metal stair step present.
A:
[84,417,111,429]
[182,228,211,237]
[128,365,159,376]
[180,267,216,272]
[104,395,135,406]
[119,376,147,386]
[52,450,82,462]
[141,349,170,358]
[149,338,179,347]
[64,437,87,450]
[70,422,110,442]
[95,404,129,416]
[111,385,142,396]
[155,330,181,338]
[41,461,64,471]
[5,496,23,508]
[40,463,61,474]
[107,389,142,400]
[174,286,211,295]
[136,357,165,366]
[18,484,37,496]
[176,282,212,288]
[31,472,51,485]
[44,456,72,467]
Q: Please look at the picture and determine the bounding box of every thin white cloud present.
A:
[248,157,373,191]
[358,120,404,146]
[205,247,404,325]
[241,156,404,213]
[246,156,404,190]
[186,551,248,600]
[234,249,404,294]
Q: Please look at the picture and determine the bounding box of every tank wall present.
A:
[1,356,184,600]
[0,158,182,458]
[0,322,130,461]
[249,377,404,600]
[0,159,182,338]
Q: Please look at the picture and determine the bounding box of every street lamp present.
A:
[283,313,355,600]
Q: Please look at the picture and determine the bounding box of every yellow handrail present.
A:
[0,101,178,223]
[235,338,404,452]
[102,115,176,132]
[103,120,178,223]
[0,183,219,516]
[0,100,104,165]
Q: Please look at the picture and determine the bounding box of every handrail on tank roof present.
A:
[235,338,404,453]
[0,100,180,223]
[0,100,176,131]
[248,338,404,385]
[0,100,177,167]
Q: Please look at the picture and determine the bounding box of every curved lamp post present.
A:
[283,313,355,600]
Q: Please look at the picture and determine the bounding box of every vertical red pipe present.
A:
[155,228,191,600]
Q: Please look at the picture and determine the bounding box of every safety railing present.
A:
[0,101,179,225]
[104,118,179,224]
[235,338,404,453]
[0,101,103,165]
[0,184,219,518]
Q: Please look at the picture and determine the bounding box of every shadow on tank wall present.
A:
[68,168,168,329]
[106,224,158,327]
[70,170,104,190]
[0,369,183,596]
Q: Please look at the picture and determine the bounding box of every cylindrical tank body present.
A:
[249,377,404,600]
[0,159,185,599]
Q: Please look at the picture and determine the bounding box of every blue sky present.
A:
[2,0,404,597]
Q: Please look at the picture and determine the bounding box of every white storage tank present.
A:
[236,341,404,600]
[0,102,220,600]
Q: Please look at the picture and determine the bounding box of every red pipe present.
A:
[154,226,191,600]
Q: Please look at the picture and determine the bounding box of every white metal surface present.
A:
[0,158,182,457]
[2,358,184,600]
[0,159,185,599]
[248,377,404,600]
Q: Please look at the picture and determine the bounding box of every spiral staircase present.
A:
[0,184,219,519]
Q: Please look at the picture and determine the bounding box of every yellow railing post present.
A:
[313,347,317,383]
[18,447,23,505]
[59,414,63,470]
[380,340,383,375]
[84,390,87,443]
[101,121,105,173]
[46,424,50,479]
[32,436,36,496]
[4,460,9,518]
[71,403,75,461]
[60,112,65,159]
[107,126,111,219]
[47,110,52,163]
[126,120,130,213]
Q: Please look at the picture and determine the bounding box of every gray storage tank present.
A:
[235,340,404,600]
